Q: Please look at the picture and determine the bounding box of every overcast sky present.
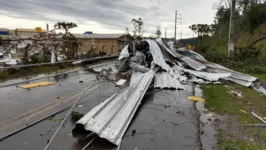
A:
[0,0,219,38]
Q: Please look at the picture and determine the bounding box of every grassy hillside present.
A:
[187,3,266,79]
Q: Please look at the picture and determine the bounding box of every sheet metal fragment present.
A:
[156,39,206,71]
[181,56,206,71]
[251,112,266,124]
[154,72,184,90]
[19,81,54,89]
[188,96,205,102]
[116,79,127,86]
[183,69,231,81]
[89,61,118,73]
[118,45,129,60]
[73,70,156,146]
[145,39,171,71]
[130,62,149,73]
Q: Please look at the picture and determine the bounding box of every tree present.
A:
[189,24,198,36]
[54,22,80,60]
[237,0,260,13]
[60,34,82,59]
[131,18,145,40]
[21,43,34,64]
[189,24,217,39]
[155,25,162,38]
[54,22,77,34]
[213,0,230,9]
[125,28,129,34]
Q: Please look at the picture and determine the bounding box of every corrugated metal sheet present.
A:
[130,62,149,73]
[223,77,254,87]
[190,77,206,84]
[180,56,206,71]
[130,71,144,85]
[154,72,184,90]
[146,39,171,71]
[172,65,184,74]
[156,38,182,58]
[177,47,207,61]
[176,50,257,87]
[156,38,206,71]
[161,48,175,65]
[118,45,129,60]
[202,61,257,87]
[183,69,231,81]
[170,66,188,84]
[88,62,118,73]
[253,86,266,97]
[73,70,156,146]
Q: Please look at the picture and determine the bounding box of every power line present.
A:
[43,81,118,150]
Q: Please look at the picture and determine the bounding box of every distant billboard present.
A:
[84,31,93,34]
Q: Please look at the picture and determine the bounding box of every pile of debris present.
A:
[72,38,266,146]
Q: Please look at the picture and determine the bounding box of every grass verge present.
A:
[202,84,266,150]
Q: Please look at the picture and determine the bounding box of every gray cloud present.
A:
[0,0,219,37]
[0,0,158,30]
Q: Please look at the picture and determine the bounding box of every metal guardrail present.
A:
[0,55,119,70]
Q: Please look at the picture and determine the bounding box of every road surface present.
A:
[0,68,201,150]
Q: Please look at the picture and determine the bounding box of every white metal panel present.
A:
[88,61,118,73]
[73,70,156,146]
[154,72,184,90]
[253,86,266,97]
[223,77,253,87]
[130,71,144,85]
[130,62,149,73]
[156,38,206,71]
[156,38,182,58]
[204,61,257,82]
[180,56,206,71]
[145,39,171,71]
[183,69,231,81]
[118,45,129,60]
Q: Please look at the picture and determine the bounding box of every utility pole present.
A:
[228,0,236,58]
[165,28,167,38]
[46,24,49,31]
[174,10,182,46]
[174,10,177,42]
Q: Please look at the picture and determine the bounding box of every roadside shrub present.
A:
[0,71,9,80]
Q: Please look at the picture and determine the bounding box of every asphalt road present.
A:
[0,69,201,150]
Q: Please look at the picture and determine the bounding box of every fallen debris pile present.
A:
[73,69,156,146]
[72,38,266,146]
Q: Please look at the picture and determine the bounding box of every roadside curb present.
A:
[194,84,217,150]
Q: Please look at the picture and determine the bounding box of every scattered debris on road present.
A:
[239,110,247,114]
[19,81,54,89]
[115,79,127,86]
[71,111,84,122]
[71,38,266,146]
[251,112,266,124]
[188,96,205,103]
